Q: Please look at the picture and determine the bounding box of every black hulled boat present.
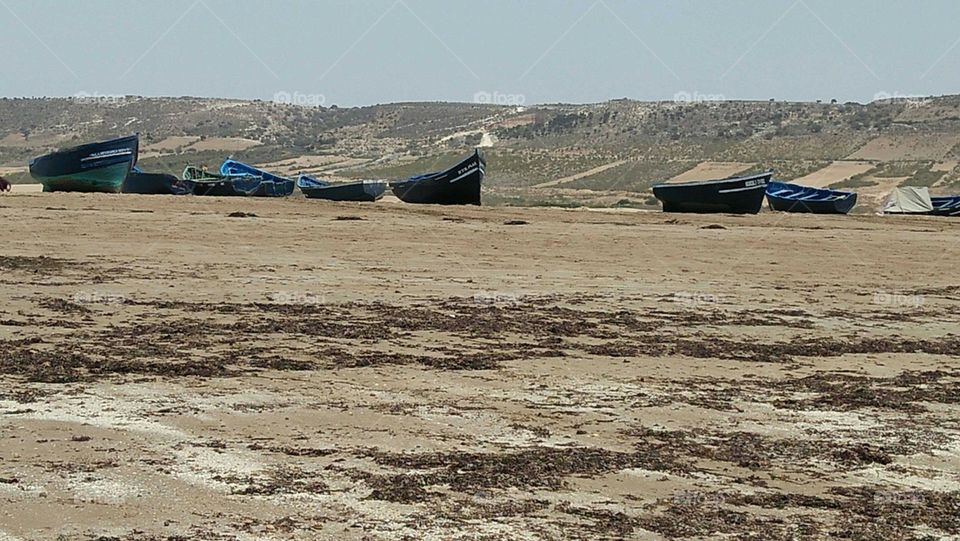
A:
[297,175,386,202]
[180,166,262,196]
[653,171,772,214]
[391,150,484,205]
[121,166,186,195]
[29,134,139,193]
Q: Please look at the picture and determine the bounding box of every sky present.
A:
[1,0,959,107]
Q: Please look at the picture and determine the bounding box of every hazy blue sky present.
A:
[1,0,958,106]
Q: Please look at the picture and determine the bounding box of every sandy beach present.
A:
[1,192,958,540]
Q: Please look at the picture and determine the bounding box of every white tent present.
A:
[883,187,933,214]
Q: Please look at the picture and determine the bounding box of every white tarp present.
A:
[883,187,933,213]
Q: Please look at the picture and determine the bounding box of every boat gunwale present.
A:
[393,149,484,186]
[766,181,857,201]
[652,172,772,190]
[28,134,140,165]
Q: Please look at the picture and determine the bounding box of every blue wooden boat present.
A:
[29,134,139,193]
[390,150,484,205]
[930,195,960,216]
[220,159,289,184]
[766,181,857,214]
[297,175,386,202]
[653,172,772,214]
[180,166,262,196]
[122,166,186,195]
[219,159,295,197]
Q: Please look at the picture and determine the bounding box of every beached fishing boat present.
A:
[29,134,139,193]
[930,195,960,216]
[297,175,386,202]
[220,159,289,184]
[652,171,772,214]
[121,166,186,195]
[391,150,484,205]
[219,159,295,197]
[180,166,262,196]
[766,181,857,214]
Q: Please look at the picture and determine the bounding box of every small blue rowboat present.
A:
[219,159,295,197]
[930,195,960,217]
[297,175,386,202]
[220,159,288,184]
[766,181,858,214]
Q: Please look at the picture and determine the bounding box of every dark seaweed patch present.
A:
[624,428,896,472]
[38,297,94,315]
[0,255,77,273]
[772,370,960,412]
[356,446,683,502]
[828,486,960,540]
[215,466,327,496]
[321,348,509,370]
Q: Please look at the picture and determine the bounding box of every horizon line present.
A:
[1,92,954,108]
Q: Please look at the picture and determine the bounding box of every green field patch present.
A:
[562,160,698,192]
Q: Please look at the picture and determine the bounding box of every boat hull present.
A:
[653,172,772,214]
[29,135,139,193]
[35,162,133,193]
[300,179,386,201]
[121,171,184,195]
[253,179,295,197]
[930,196,960,216]
[391,150,484,206]
[180,178,261,197]
[181,166,262,196]
[220,159,294,197]
[766,182,857,214]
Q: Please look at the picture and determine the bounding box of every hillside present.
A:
[4,95,960,210]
